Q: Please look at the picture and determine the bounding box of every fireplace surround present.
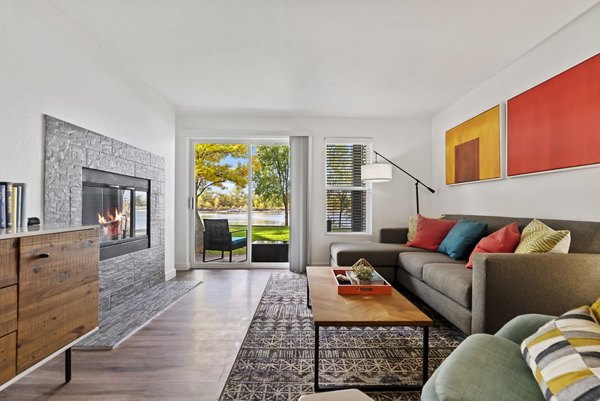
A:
[82,168,151,260]
[44,115,165,314]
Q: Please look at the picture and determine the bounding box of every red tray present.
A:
[332,269,392,295]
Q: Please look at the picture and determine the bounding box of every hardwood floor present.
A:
[0,269,274,401]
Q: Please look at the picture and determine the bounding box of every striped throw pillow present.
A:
[515,219,571,254]
[521,305,600,401]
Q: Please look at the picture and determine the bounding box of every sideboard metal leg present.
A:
[65,348,72,383]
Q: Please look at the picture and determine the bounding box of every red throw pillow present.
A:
[407,214,457,251]
[466,222,521,268]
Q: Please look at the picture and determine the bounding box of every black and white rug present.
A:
[219,272,465,401]
[76,280,201,350]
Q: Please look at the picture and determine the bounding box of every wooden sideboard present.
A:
[0,226,99,390]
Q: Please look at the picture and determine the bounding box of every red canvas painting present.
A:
[507,53,600,176]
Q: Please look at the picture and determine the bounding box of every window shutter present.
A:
[325,143,371,233]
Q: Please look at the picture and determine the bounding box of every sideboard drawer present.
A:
[0,332,16,384]
[0,286,17,338]
[0,240,17,289]
[17,229,99,372]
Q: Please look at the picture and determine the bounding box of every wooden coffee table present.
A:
[306,266,433,392]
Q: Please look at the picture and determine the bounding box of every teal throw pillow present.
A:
[438,219,488,260]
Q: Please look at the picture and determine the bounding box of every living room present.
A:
[1,1,600,401]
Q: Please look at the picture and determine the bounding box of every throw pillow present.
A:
[407,215,417,242]
[438,219,488,260]
[514,219,571,254]
[593,298,600,323]
[407,214,457,251]
[407,214,445,242]
[521,304,600,400]
[466,222,521,268]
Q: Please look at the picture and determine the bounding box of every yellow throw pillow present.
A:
[592,298,600,323]
[407,215,418,242]
[514,219,571,254]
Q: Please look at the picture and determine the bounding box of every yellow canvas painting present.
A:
[446,105,501,184]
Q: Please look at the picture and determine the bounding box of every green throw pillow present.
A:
[521,304,600,400]
[514,219,570,254]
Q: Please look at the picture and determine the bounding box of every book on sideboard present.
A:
[0,182,26,229]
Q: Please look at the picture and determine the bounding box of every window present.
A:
[325,142,372,234]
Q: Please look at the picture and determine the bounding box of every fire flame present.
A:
[97,208,124,224]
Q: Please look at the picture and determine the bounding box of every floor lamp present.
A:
[361,151,435,214]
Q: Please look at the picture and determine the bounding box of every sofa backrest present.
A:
[443,214,600,254]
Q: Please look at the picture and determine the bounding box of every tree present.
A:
[195,144,248,205]
[253,145,290,226]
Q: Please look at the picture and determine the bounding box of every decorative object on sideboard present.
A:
[361,151,435,213]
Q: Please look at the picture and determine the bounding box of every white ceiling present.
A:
[48,0,600,118]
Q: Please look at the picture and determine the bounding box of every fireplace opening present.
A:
[82,168,150,260]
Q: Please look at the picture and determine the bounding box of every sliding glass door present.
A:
[193,140,289,266]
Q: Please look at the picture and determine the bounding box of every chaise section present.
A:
[399,252,463,280]
[422,264,472,309]
[471,252,600,334]
[329,242,426,267]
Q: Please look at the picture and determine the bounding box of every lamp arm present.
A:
[374,151,435,194]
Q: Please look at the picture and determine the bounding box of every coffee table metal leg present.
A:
[423,325,429,384]
[314,325,320,392]
[306,279,311,309]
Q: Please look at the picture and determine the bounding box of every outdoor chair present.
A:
[203,219,247,262]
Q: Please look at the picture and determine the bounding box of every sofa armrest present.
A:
[379,228,408,244]
[472,253,600,334]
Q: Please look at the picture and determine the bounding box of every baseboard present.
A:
[165,268,177,280]
[175,262,191,271]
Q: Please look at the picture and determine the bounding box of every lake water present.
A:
[200,210,285,226]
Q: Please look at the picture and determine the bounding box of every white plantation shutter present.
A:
[325,141,372,234]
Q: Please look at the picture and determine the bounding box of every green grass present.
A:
[202,225,290,258]
[231,225,290,241]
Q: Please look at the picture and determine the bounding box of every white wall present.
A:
[431,4,600,222]
[175,115,431,267]
[0,1,177,277]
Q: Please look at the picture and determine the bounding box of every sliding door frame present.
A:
[189,137,289,269]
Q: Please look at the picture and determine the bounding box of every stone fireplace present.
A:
[44,115,165,314]
[82,168,151,260]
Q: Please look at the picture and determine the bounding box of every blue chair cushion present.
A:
[232,237,246,245]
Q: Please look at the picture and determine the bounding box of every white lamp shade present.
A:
[361,163,392,182]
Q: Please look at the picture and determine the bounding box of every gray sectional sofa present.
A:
[329,214,600,334]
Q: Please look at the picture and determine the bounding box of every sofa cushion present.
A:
[330,242,426,267]
[433,334,545,401]
[398,252,463,280]
[407,214,457,251]
[521,304,600,401]
[422,264,472,309]
[438,219,488,260]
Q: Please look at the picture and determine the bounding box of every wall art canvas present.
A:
[507,53,600,176]
[445,105,500,185]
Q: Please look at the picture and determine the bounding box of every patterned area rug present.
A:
[75,280,201,350]
[219,272,465,401]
